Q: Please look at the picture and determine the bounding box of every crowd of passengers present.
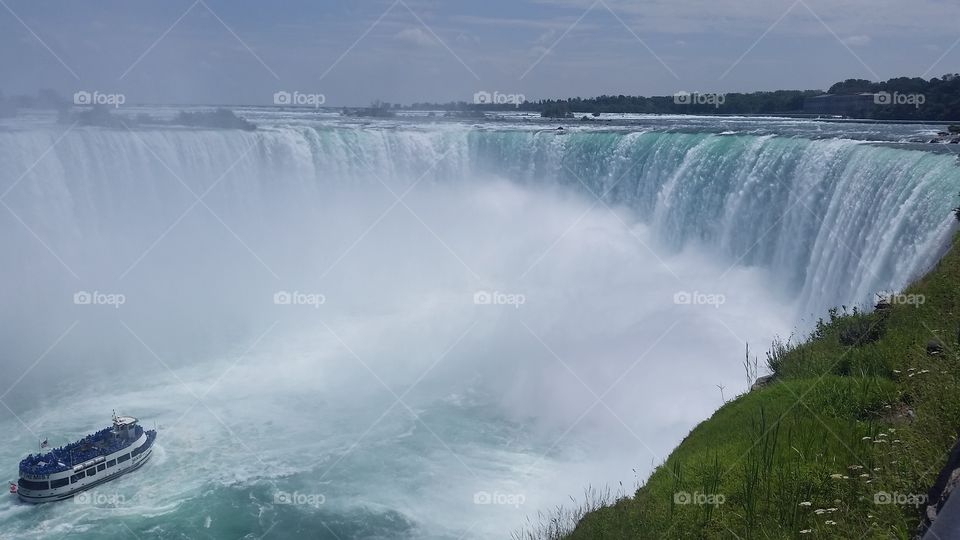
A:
[19,426,143,475]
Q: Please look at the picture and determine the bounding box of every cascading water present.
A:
[6,125,952,313]
[464,129,957,315]
[0,116,957,539]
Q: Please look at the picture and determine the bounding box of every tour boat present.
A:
[14,412,156,503]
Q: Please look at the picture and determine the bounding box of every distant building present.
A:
[803,93,877,117]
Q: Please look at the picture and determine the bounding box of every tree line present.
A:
[409,74,960,121]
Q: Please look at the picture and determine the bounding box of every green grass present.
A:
[558,233,960,539]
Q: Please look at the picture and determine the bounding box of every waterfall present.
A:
[2,125,955,318]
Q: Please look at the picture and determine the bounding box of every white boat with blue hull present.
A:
[15,412,156,503]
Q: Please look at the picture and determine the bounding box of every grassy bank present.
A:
[561,232,960,539]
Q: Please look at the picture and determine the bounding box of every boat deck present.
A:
[19,425,143,475]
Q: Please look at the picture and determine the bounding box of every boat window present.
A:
[106,459,116,467]
[87,467,97,476]
[50,478,69,489]
[97,464,105,472]
[117,454,130,463]
[70,472,84,483]
[18,478,49,490]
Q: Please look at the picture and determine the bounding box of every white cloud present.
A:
[395,27,436,47]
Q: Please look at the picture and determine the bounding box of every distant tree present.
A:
[540,102,573,119]
[828,79,878,94]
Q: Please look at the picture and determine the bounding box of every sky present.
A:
[1,0,959,106]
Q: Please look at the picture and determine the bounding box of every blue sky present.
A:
[1,0,958,106]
